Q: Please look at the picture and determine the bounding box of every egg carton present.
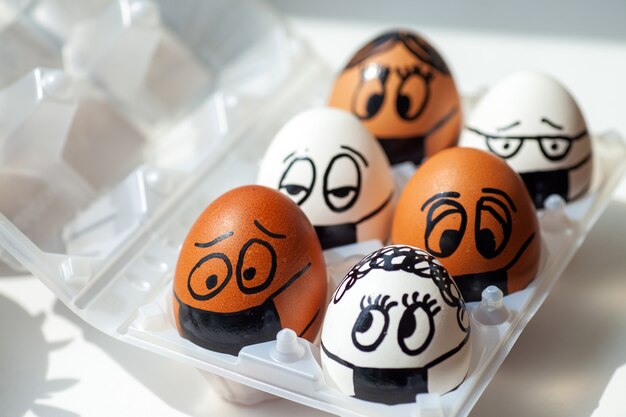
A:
[0,1,625,417]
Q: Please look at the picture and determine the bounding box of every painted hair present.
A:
[344,30,450,75]
[333,245,463,309]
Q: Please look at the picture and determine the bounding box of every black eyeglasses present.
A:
[466,127,588,161]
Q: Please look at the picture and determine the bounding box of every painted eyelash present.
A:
[360,294,398,311]
[397,65,434,82]
[402,292,442,316]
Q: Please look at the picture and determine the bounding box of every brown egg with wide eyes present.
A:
[391,148,541,302]
[328,29,461,166]
[173,185,327,355]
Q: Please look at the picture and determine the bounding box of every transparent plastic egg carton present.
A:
[1,1,625,417]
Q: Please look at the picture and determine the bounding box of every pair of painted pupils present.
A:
[187,235,277,301]
[422,190,514,260]
[352,63,434,121]
[352,292,442,356]
[279,149,365,212]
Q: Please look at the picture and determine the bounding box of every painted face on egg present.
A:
[391,148,541,302]
[321,245,471,405]
[328,30,461,165]
[173,185,327,356]
[257,108,395,250]
[460,72,593,209]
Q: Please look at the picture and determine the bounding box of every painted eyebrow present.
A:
[496,121,520,132]
[421,191,461,211]
[340,145,369,167]
[283,149,312,163]
[282,151,296,163]
[194,230,234,248]
[541,117,564,130]
[481,188,517,212]
[254,220,286,239]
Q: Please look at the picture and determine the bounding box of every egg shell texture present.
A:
[321,245,471,404]
[460,71,593,208]
[328,30,461,165]
[173,185,327,355]
[257,107,395,250]
[391,147,541,302]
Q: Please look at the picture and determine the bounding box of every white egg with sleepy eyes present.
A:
[257,107,396,250]
[320,245,472,405]
[459,71,593,209]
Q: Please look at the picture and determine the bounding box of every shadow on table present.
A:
[471,200,626,417]
[52,299,217,416]
[0,293,78,417]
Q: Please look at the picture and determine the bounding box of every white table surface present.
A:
[2,2,626,417]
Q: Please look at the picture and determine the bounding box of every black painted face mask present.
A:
[467,126,592,209]
[520,169,568,209]
[314,223,358,250]
[378,136,426,165]
[176,294,282,356]
[376,107,459,165]
[314,193,393,250]
[452,233,536,302]
[520,153,591,209]
[453,268,509,302]
[351,364,429,405]
[321,330,469,405]
[320,341,428,405]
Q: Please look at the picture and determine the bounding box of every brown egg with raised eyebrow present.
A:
[391,147,541,302]
[173,185,327,355]
[328,29,461,166]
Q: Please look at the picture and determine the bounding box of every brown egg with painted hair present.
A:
[173,185,327,355]
[329,29,461,166]
[391,147,541,302]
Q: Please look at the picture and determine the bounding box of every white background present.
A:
[2,1,626,416]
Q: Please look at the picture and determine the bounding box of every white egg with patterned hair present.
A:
[320,245,471,405]
[257,107,395,250]
[459,71,593,209]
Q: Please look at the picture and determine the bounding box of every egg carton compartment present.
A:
[1,0,298,134]
[96,132,619,417]
[0,0,319,272]
[0,2,625,417]
[0,1,61,90]
[6,120,622,417]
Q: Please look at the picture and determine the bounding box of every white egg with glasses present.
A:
[460,71,593,209]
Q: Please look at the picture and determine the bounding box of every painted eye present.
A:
[352,64,388,120]
[278,157,316,205]
[236,239,276,294]
[425,199,467,258]
[324,154,361,212]
[539,137,572,160]
[351,295,396,352]
[396,73,430,120]
[188,253,232,301]
[397,292,440,356]
[475,196,512,259]
[485,136,523,159]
